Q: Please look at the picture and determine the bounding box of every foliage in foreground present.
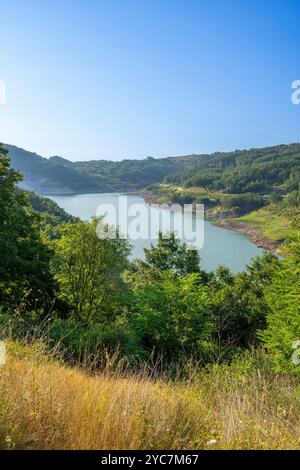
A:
[0,144,55,309]
[49,219,131,323]
[1,143,300,373]
[260,237,300,372]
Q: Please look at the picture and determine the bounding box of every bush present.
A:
[129,271,215,362]
[259,238,300,372]
[0,313,145,367]
[46,319,144,365]
[222,194,266,215]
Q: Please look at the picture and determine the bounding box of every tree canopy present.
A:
[0,144,54,309]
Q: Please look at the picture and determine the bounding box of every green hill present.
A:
[5,142,300,198]
[5,144,207,195]
[5,145,105,194]
[165,143,300,194]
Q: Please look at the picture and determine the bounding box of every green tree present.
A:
[269,191,282,205]
[143,232,201,276]
[128,271,214,361]
[0,144,54,309]
[50,219,131,322]
[209,253,279,348]
[285,188,300,208]
[259,238,300,372]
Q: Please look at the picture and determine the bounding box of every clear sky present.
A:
[0,0,299,161]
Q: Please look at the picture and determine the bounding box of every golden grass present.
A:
[1,343,300,450]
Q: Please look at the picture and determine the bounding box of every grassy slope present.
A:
[149,184,299,245]
[238,206,300,242]
[1,342,300,450]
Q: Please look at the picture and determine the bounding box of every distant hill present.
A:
[5,144,208,195]
[26,190,76,224]
[165,143,300,194]
[4,142,300,196]
[5,145,104,194]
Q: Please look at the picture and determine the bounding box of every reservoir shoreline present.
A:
[134,189,281,253]
[211,219,281,253]
[47,192,265,273]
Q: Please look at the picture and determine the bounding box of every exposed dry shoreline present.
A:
[134,189,282,253]
[212,219,282,253]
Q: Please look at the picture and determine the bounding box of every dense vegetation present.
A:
[149,184,269,216]
[145,143,300,227]
[6,144,205,194]
[1,142,300,450]
[0,151,54,310]
[26,191,75,224]
[165,143,300,194]
[1,142,300,373]
[7,143,300,204]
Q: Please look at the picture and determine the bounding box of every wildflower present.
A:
[207,438,217,446]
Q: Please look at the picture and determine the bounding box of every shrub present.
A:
[46,319,144,365]
[259,238,300,372]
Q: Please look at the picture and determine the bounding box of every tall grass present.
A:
[1,341,300,450]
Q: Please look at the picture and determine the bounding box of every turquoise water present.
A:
[47,192,264,273]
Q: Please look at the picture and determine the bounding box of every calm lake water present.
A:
[47,193,263,273]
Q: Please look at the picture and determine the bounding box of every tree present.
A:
[50,219,131,322]
[209,253,279,348]
[0,144,54,309]
[129,271,214,361]
[285,188,300,208]
[259,238,300,372]
[143,232,201,276]
[269,191,282,205]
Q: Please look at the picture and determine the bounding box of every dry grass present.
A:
[1,342,300,450]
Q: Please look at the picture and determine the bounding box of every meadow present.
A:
[1,342,300,450]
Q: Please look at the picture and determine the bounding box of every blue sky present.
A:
[0,0,299,161]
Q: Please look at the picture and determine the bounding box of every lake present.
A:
[47,192,264,273]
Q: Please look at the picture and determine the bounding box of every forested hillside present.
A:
[165,143,300,194]
[147,143,300,242]
[6,143,300,202]
[6,144,207,194]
